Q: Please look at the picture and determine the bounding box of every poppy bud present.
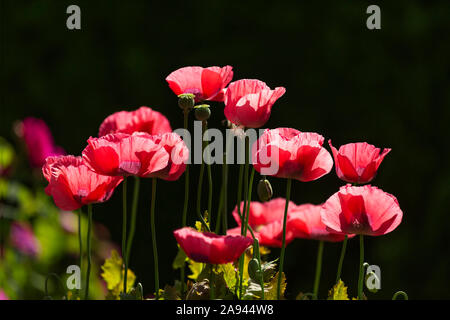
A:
[194,104,211,121]
[221,119,232,128]
[248,258,263,282]
[257,178,273,202]
[178,93,195,111]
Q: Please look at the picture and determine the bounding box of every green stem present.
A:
[207,163,213,223]
[124,176,140,294]
[196,121,210,231]
[241,137,249,235]
[243,168,255,237]
[222,161,228,234]
[392,291,408,300]
[253,238,265,300]
[78,209,82,275]
[238,139,251,299]
[335,235,348,283]
[78,209,82,298]
[150,178,160,299]
[215,163,226,234]
[210,265,216,300]
[358,234,365,299]
[238,168,255,298]
[277,178,292,300]
[126,177,140,262]
[313,241,324,299]
[122,178,128,294]
[181,110,190,228]
[205,122,213,223]
[84,204,93,300]
[180,110,190,296]
[216,137,231,235]
[236,163,244,219]
[234,163,245,298]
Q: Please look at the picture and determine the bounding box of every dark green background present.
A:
[1,0,449,299]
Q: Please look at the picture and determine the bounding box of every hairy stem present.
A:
[239,168,255,298]
[180,110,190,296]
[150,178,160,299]
[313,241,324,299]
[358,234,365,299]
[335,235,348,283]
[196,121,210,231]
[122,178,128,294]
[277,178,292,300]
[84,205,93,300]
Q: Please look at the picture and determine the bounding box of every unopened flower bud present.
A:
[248,258,262,282]
[221,119,232,128]
[257,178,273,202]
[194,104,211,121]
[178,93,195,111]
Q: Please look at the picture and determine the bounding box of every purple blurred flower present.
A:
[0,289,9,300]
[16,117,65,168]
[10,221,41,258]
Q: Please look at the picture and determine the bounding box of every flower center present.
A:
[352,219,362,229]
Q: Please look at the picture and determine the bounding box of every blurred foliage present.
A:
[1,0,449,299]
[0,138,15,176]
[0,134,119,299]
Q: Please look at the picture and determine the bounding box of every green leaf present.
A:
[217,263,237,291]
[244,271,286,300]
[100,250,136,299]
[172,245,188,270]
[261,259,278,282]
[188,260,204,281]
[327,279,350,300]
[194,215,210,232]
[265,272,286,300]
[211,264,236,299]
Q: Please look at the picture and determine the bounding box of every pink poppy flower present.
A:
[152,132,189,181]
[173,227,252,264]
[224,79,286,128]
[166,66,233,102]
[9,221,41,258]
[82,132,170,178]
[328,140,391,184]
[98,106,172,137]
[284,204,350,242]
[17,117,65,168]
[43,155,123,211]
[227,198,297,248]
[320,185,403,236]
[252,128,333,181]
